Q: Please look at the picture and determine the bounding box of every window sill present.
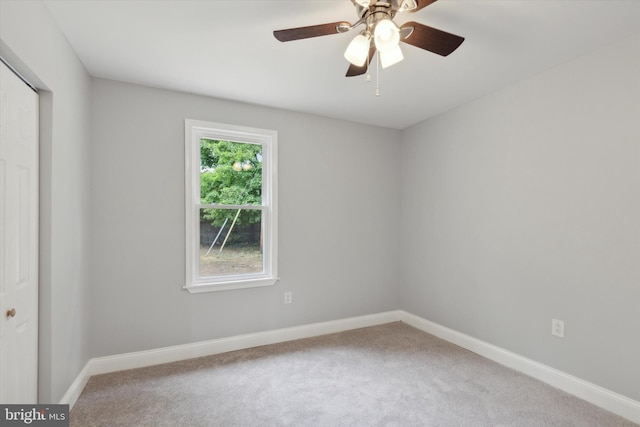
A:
[183,277,279,293]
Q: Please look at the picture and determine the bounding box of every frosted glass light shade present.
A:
[374,19,400,52]
[354,0,371,6]
[380,44,404,68]
[344,33,371,66]
[399,0,417,11]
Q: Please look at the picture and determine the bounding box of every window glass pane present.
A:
[199,208,263,278]
[200,139,262,206]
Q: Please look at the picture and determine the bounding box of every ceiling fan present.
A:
[273,0,464,77]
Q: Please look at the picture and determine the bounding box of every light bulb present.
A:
[374,19,400,52]
[379,44,403,68]
[344,33,371,66]
[355,0,371,7]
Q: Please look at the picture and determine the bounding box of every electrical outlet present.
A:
[284,291,292,304]
[552,319,565,338]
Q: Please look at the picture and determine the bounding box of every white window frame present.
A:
[184,119,278,293]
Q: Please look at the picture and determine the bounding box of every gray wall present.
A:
[89,78,401,357]
[400,35,640,400]
[0,1,92,402]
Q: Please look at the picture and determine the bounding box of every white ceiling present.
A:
[43,0,640,130]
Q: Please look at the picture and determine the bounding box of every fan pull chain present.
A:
[376,50,380,96]
[366,47,371,82]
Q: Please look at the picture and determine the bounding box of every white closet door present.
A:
[0,59,39,403]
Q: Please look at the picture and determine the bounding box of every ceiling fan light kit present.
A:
[354,0,372,7]
[373,18,401,52]
[344,32,372,66]
[274,0,464,80]
[380,43,404,68]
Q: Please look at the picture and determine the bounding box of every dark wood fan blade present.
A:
[346,46,376,77]
[274,22,350,42]
[411,0,438,12]
[400,21,464,56]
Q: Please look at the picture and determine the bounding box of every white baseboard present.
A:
[59,362,92,410]
[397,311,640,424]
[59,310,401,408]
[61,310,640,424]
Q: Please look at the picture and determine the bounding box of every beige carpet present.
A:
[71,322,637,426]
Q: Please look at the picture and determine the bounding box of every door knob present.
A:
[6,308,16,318]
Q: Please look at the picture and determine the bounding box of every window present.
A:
[184,119,278,292]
